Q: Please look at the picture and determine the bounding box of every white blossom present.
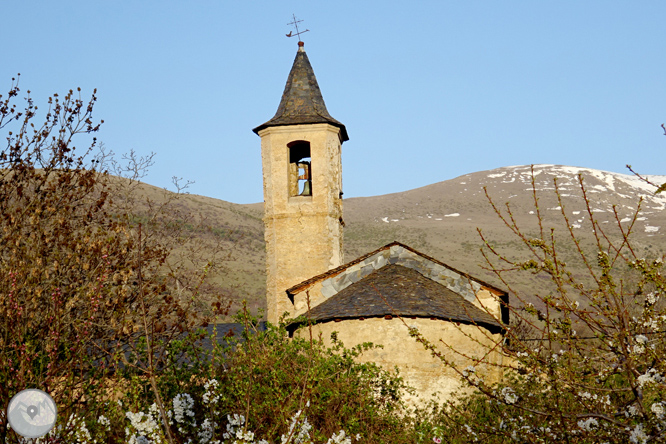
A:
[643,318,659,331]
[629,423,648,444]
[59,413,93,444]
[281,409,313,444]
[203,379,220,406]
[637,368,664,387]
[98,414,111,432]
[626,405,639,417]
[237,429,255,441]
[172,393,196,425]
[223,414,246,440]
[326,430,352,444]
[125,411,159,436]
[577,417,598,431]
[501,387,518,405]
[197,418,218,444]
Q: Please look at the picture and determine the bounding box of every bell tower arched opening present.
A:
[288,141,312,197]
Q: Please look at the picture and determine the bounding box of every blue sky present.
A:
[2,1,664,204]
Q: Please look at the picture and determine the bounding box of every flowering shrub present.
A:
[176,309,413,443]
[0,303,422,443]
[17,395,357,444]
[3,326,416,443]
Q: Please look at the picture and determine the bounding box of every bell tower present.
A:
[253,41,348,324]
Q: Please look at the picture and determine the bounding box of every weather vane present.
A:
[286,14,309,41]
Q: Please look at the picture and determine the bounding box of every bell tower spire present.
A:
[253,41,347,324]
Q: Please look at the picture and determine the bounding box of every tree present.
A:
[0,76,227,443]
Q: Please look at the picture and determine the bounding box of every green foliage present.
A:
[33,307,419,443]
[208,310,410,443]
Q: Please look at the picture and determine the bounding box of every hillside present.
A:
[133,165,666,317]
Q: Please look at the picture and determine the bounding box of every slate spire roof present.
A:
[288,264,504,335]
[253,41,349,141]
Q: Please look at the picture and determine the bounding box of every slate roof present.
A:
[253,42,349,141]
[288,264,504,335]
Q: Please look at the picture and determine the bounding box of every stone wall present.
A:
[296,317,505,404]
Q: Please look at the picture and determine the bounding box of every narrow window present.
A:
[288,141,312,197]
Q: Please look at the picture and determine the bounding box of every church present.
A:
[252,40,509,402]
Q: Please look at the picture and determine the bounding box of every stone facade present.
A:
[287,243,507,404]
[258,123,344,324]
[296,317,505,404]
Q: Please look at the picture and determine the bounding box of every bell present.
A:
[300,180,312,196]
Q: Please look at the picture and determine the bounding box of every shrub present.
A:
[201,310,411,443]
[24,308,418,443]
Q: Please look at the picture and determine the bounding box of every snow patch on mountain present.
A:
[499,165,666,212]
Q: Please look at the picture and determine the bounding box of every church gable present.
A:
[287,242,507,322]
[287,264,503,335]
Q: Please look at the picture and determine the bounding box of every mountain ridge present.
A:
[125,164,666,316]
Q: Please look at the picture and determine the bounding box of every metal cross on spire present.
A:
[286,14,309,41]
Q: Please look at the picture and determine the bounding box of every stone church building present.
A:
[252,41,509,402]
